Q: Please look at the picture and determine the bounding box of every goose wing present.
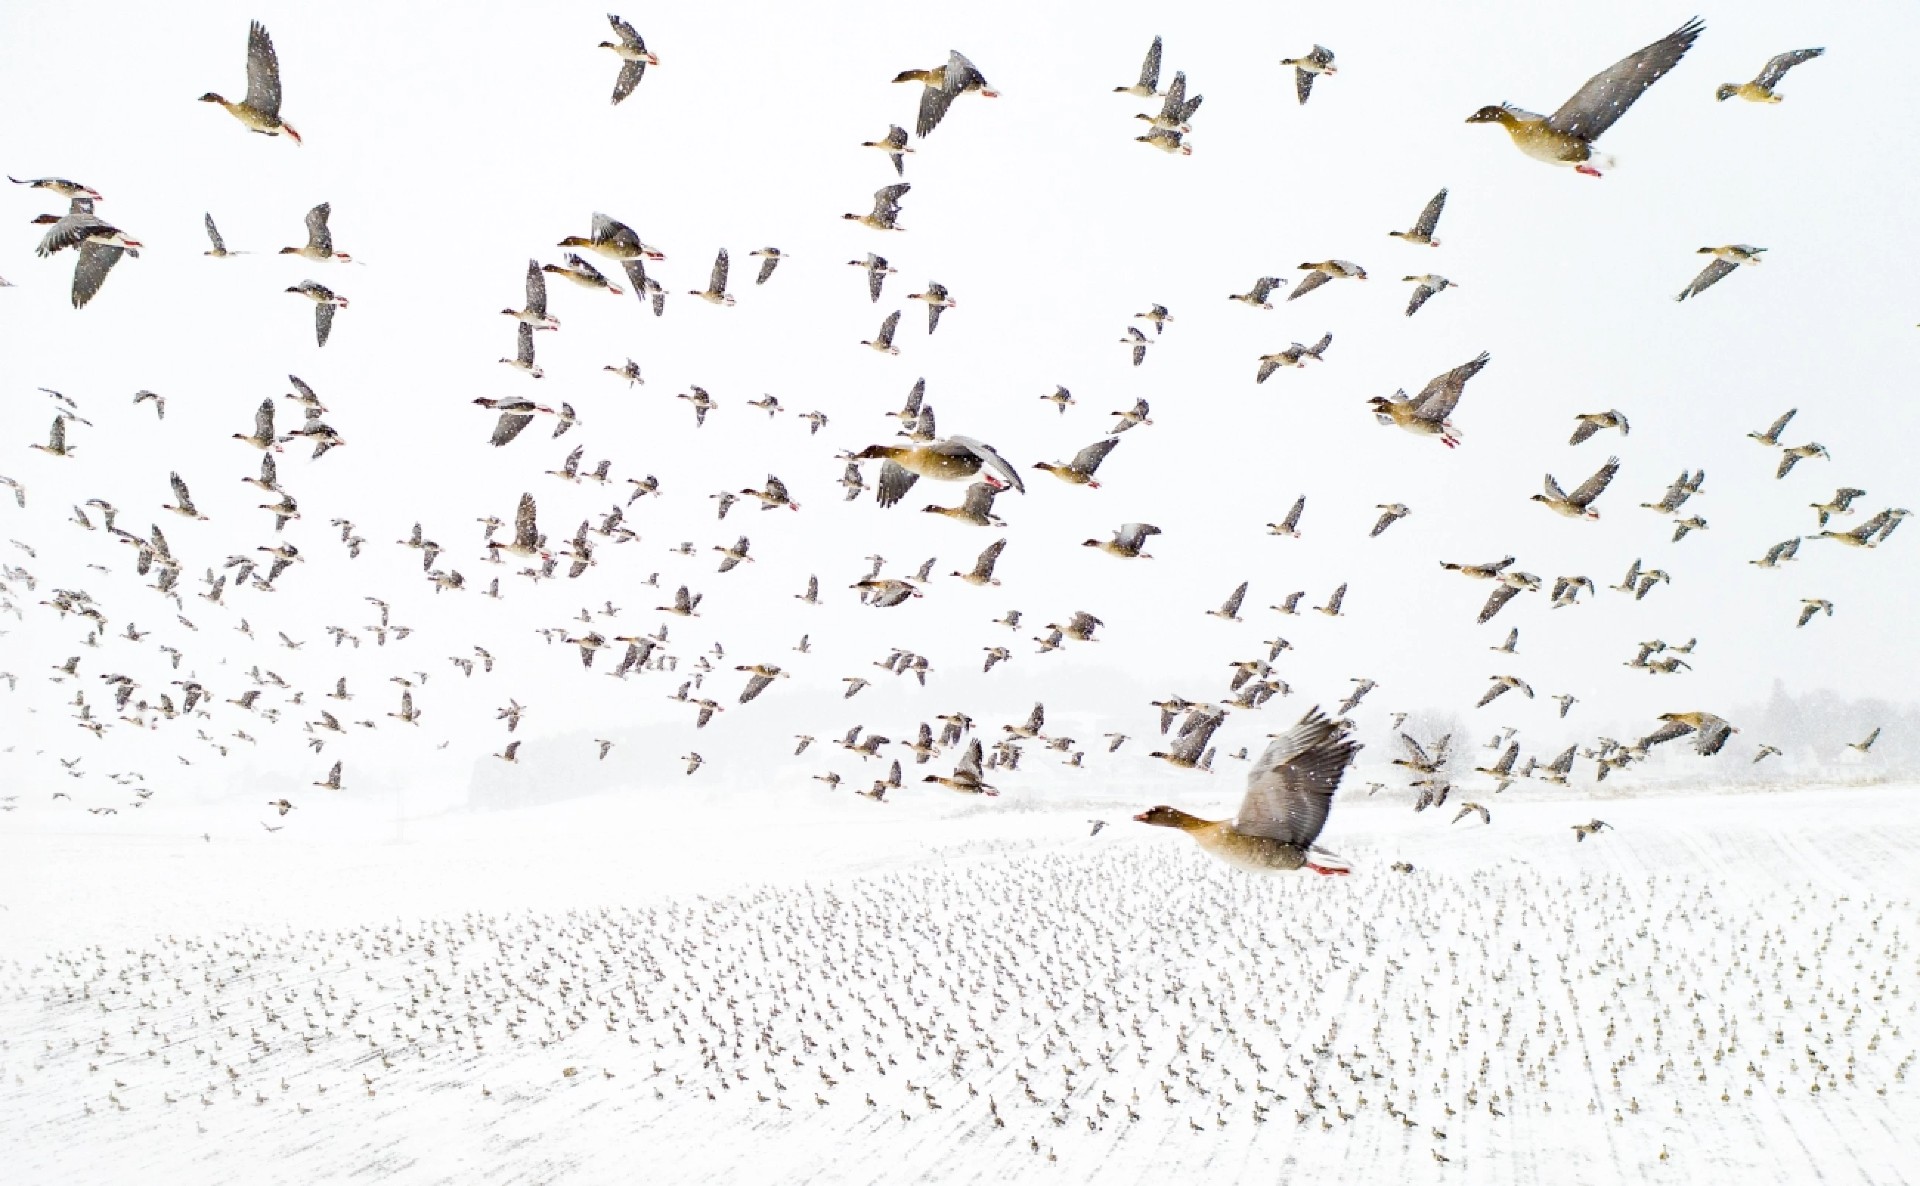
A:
[1234,707,1356,844]
[1546,17,1704,142]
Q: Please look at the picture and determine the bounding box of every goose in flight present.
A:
[504,259,559,329]
[1280,45,1337,105]
[1777,442,1828,480]
[1229,276,1288,309]
[600,15,658,105]
[924,738,995,795]
[1717,47,1823,103]
[953,539,1007,586]
[1137,706,1357,874]
[1290,260,1366,301]
[1114,36,1163,97]
[1369,352,1490,448]
[1033,439,1118,488]
[1084,522,1160,559]
[922,480,1004,526]
[1675,245,1763,302]
[1532,456,1620,519]
[860,125,913,176]
[1466,18,1704,177]
[1371,504,1410,537]
[542,253,624,296]
[736,664,788,704]
[856,436,1023,508]
[689,248,734,306]
[1749,407,1796,446]
[285,281,347,347]
[201,22,301,143]
[1256,333,1332,381]
[1267,496,1305,537]
[1642,711,1737,756]
[1389,189,1447,247]
[893,51,998,138]
[1402,275,1455,317]
[1796,599,1832,628]
[845,184,910,231]
[280,202,350,262]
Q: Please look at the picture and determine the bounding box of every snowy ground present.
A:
[2,784,1917,1186]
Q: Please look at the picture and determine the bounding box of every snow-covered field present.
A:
[3,783,1917,1186]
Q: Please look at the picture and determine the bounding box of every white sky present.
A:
[1,0,1915,813]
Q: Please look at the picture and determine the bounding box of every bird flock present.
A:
[2,11,1908,850]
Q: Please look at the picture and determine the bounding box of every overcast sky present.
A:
[1,0,1914,813]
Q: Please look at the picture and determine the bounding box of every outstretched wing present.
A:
[1413,351,1491,422]
[945,435,1024,494]
[1567,456,1620,506]
[1545,17,1704,142]
[244,21,284,119]
[1235,707,1356,845]
[1412,188,1447,237]
[1756,47,1823,89]
[1675,257,1737,302]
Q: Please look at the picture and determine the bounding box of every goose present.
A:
[1256,333,1332,381]
[1670,515,1707,542]
[1465,18,1704,176]
[1120,326,1151,366]
[1641,468,1704,513]
[1389,189,1447,246]
[893,51,998,138]
[953,539,1007,586]
[1749,407,1796,446]
[1369,352,1490,448]
[1290,261,1366,301]
[1229,277,1287,308]
[1049,611,1103,642]
[1137,706,1357,873]
[1796,599,1832,628]
[1134,305,1173,335]
[924,739,995,794]
[741,474,798,512]
[1777,443,1828,480]
[201,22,300,143]
[845,184,910,231]
[500,323,542,378]
[1642,711,1737,756]
[314,761,342,791]
[558,212,664,263]
[1280,45,1337,105]
[474,396,551,447]
[504,259,559,329]
[201,213,242,258]
[736,664,788,703]
[1084,522,1160,559]
[1810,487,1867,528]
[862,310,903,354]
[1717,48,1823,103]
[1209,581,1248,622]
[163,473,207,520]
[713,536,753,573]
[689,248,734,305]
[1569,409,1629,445]
[922,481,1003,526]
[285,281,347,347]
[1848,727,1881,753]
[1110,398,1153,433]
[1265,496,1306,537]
[1451,802,1490,826]
[1476,675,1534,708]
[1115,36,1163,97]
[29,416,76,458]
[1676,245,1763,302]
[1571,819,1613,842]
[232,398,282,452]
[267,798,295,816]
[1033,439,1118,487]
[1532,456,1620,518]
[1370,504,1410,537]
[542,253,624,296]
[10,175,100,200]
[856,436,1024,508]
[907,281,955,333]
[600,15,658,105]
[1403,275,1455,317]
[860,125,912,176]
[280,202,350,262]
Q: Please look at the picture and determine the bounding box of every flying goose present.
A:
[1209,581,1249,622]
[1810,487,1867,528]
[893,51,998,138]
[1256,333,1332,381]
[1083,522,1160,559]
[1640,468,1704,513]
[1369,352,1490,448]
[542,253,624,296]
[860,125,913,175]
[1749,407,1796,446]
[1267,496,1305,537]
[1137,706,1357,874]
[1370,504,1410,537]
[280,202,350,262]
[1848,727,1881,753]
[845,184,910,231]
[923,480,1003,526]
[1571,819,1612,842]
[1229,277,1287,309]
[600,15,658,105]
[1280,45,1337,105]
[908,282,955,333]
[1290,261,1366,301]
[1532,456,1619,518]
[1796,599,1832,628]
[924,738,995,795]
[1120,326,1151,366]
[856,436,1024,508]
[862,310,903,355]
[1717,47,1823,103]
[1389,189,1447,247]
[1138,70,1202,132]
[1115,36,1164,97]
[1641,711,1738,756]
[558,212,664,262]
[1476,675,1534,708]
[163,473,207,520]
[1402,275,1455,317]
[736,664,788,704]
[953,539,1007,586]
[1569,409,1629,445]
[689,248,734,305]
[201,22,300,143]
[1675,245,1764,302]
[500,323,542,378]
[1776,443,1828,480]
[1465,18,1704,176]
[1033,439,1118,487]
[285,281,347,347]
